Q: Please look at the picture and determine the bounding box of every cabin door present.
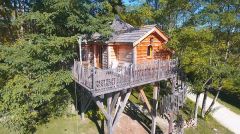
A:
[95,45,107,68]
[96,45,103,68]
[98,45,102,68]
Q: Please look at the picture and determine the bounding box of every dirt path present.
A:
[187,93,240,134]
[115,113,148,134]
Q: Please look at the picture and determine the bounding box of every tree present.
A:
[169,26,216,124]
[193,0,240,118]
[0,0,115,133]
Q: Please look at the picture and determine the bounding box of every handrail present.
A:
[73,59,177,96]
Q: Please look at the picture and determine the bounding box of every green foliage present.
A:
[169,27,218,93]
[0,35,75,133]
[0,0,115,133]
[181,99,195,118]
[86,109,105,121]
[0,73,71,133]
[121,4,154,27]
[15,0,114,37]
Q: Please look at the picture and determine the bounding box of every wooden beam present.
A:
[113,95,122,118]
[132,46,137,64]
[82,98,92,113]
[110,92,120,114]
[107,94,113,134]
[151,84,159,134]
[112,89,131,130]
[80,87,85,120]
[139,88,152,113]
[77,36,82,64]
[94,98,111,120]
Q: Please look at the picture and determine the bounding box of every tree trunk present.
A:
[193,93,200,126]
[224,41,231,61]
[201,89,208,118]
[168,113,173,134]
[200,77,212,118]
[205,86,222,116]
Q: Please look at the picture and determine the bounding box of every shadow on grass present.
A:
[68,84,105,134]
[88,116,105,134]
[125,100,163,134]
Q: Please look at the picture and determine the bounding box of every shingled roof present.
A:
[108,24,158,44]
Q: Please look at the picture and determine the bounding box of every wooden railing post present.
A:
[157,59,160,79]
[92,67,96,90]
[77,61,80,83]
[74,58,178,96]
[130,64,133,86]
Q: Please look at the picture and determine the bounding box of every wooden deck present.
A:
[73,59,177,96]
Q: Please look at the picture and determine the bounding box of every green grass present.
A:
[0,115,99,134]
[184,115,233,134]
[208,93,240,115]
[182,99,233,134]
[129,90,141,104]
[0,125,10,134]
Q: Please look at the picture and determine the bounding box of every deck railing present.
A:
[73,59,178,96]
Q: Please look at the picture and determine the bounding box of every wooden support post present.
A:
[95,99,111,120]
[77,36,82,64]
[80,87,85,120]
[132,46,137,65]
[107,94,113,134]
[112,89,131,130]
[92,90,131,134]
[113,95,122,118]
[139,88,152,113]
[110,92,120,114]
[151,84,159,134]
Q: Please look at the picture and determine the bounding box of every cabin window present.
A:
[147,45,153,57]
[150,37,154,44]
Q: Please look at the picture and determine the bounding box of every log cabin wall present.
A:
[117,45,133,65]
[108,44,133,67]
[136,32,171,64]
[81,44,105,68]
[108,45,118,67]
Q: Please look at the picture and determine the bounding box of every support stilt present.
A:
[110,92,120,114]
[80,87,92,120]
[92,89,131,134]
[107,94,113,134]
[151,84,159,134]
[139,88,152,113]
[112,90,131,129]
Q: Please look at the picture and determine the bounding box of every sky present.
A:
[122,0,145,6]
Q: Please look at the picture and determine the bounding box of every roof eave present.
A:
[132,26,169,47]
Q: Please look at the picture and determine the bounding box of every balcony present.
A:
[73,59,178,96]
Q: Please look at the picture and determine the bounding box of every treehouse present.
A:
[73,17,186,134]
[79,19,173,69]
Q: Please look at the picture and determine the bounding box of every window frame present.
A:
[147,44,153,57]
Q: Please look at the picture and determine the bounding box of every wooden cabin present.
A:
[80,18,173,69]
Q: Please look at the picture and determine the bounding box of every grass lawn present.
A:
[0,115,99,134]
[0,94,235,134]
[182,99,233,134]
[208,93,240,115]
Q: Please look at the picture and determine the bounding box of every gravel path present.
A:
[187,93,240,134]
